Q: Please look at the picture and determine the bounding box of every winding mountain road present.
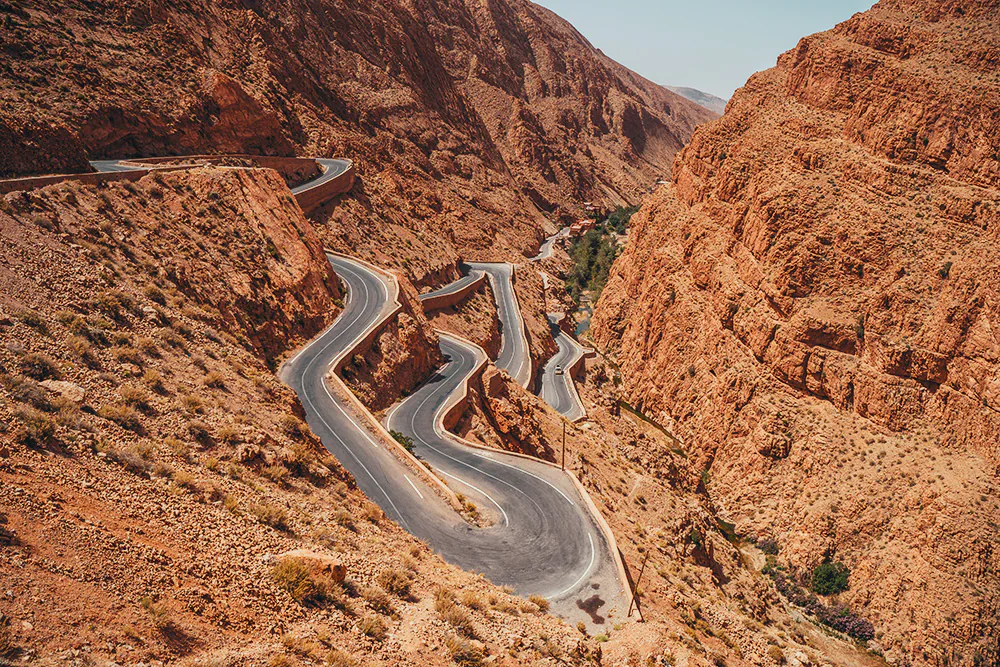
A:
[417,268,484,303]
[290,158,352,195]
[85,155,620,625]
[540,314,588,422]
[283,255,624,626]
[465,262,532,389]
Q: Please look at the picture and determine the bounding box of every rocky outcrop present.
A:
[593,1,1000,664]
[342,274,443,412]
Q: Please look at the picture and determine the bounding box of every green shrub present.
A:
[390,430,415,453]
[757,539,780,556]
[811,561,850,595]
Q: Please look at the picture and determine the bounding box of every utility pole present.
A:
[627,552,650,620]
[561,420,566,470]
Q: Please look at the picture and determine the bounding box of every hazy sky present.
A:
[534,0,875,99]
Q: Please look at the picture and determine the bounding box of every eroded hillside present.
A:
[592,0,1000,664]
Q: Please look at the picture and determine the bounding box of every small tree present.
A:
[811,560,850,595]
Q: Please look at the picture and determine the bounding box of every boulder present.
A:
[39,379,86,405]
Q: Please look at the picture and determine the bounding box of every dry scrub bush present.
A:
[529,594,550,613]
[204,371,226,389]
[435,591,477,638]
[377,568,412,598]
[324,649,356,667]
[109,447,153,476]
[460,590,486,611]
[98,403,142,432]
[262,465,291,486]
[187,419,211,443]
[12,407,56,447]
[361,585,393,615]
[271,558,344,607]
[250,503,289,531]
[140,596,171,630]
[119,384,150,409]
[217,424,241,444]
[0,614,15,657]
[66,334,97,364]
[358,615,387,641]
[143,369,165,392]
[1,374,51,410]
[444,635,485,667]
[172,469,198,490]
[19,353,59,380]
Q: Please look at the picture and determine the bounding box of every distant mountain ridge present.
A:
[666,86,728,115]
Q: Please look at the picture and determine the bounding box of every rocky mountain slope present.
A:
[0,170,595,664]
[666,87,728,116]
[592,1,1000,664]
[0,0,713,284]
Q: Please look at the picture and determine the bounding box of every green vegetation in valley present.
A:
[811,559,850,595]
[565,205,637,303]
[605,205,638,234]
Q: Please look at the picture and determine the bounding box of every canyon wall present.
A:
[593,0,1000,664]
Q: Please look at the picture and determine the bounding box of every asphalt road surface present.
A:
[90,159,146,173]
[529,227,569,261]
[385,333,624,626]
[418,267,484,302]
[282,256,624,627]
[290,158,351,195]
[540,314,587,422]
[465,262,532,388]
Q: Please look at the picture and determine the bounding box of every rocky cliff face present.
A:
[593,1,1000,664]
[0,0,713,281]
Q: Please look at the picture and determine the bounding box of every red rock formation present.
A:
[593,1,1000,663]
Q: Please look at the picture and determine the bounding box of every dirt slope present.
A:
[592,1,1000,664]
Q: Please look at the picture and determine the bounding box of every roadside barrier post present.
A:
[561,420,566,470]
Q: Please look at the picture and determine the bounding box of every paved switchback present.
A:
[283,256,624,627]
[465,262,532,389]
[539,314,588,422]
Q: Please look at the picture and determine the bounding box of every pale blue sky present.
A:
[534,0,875,99]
